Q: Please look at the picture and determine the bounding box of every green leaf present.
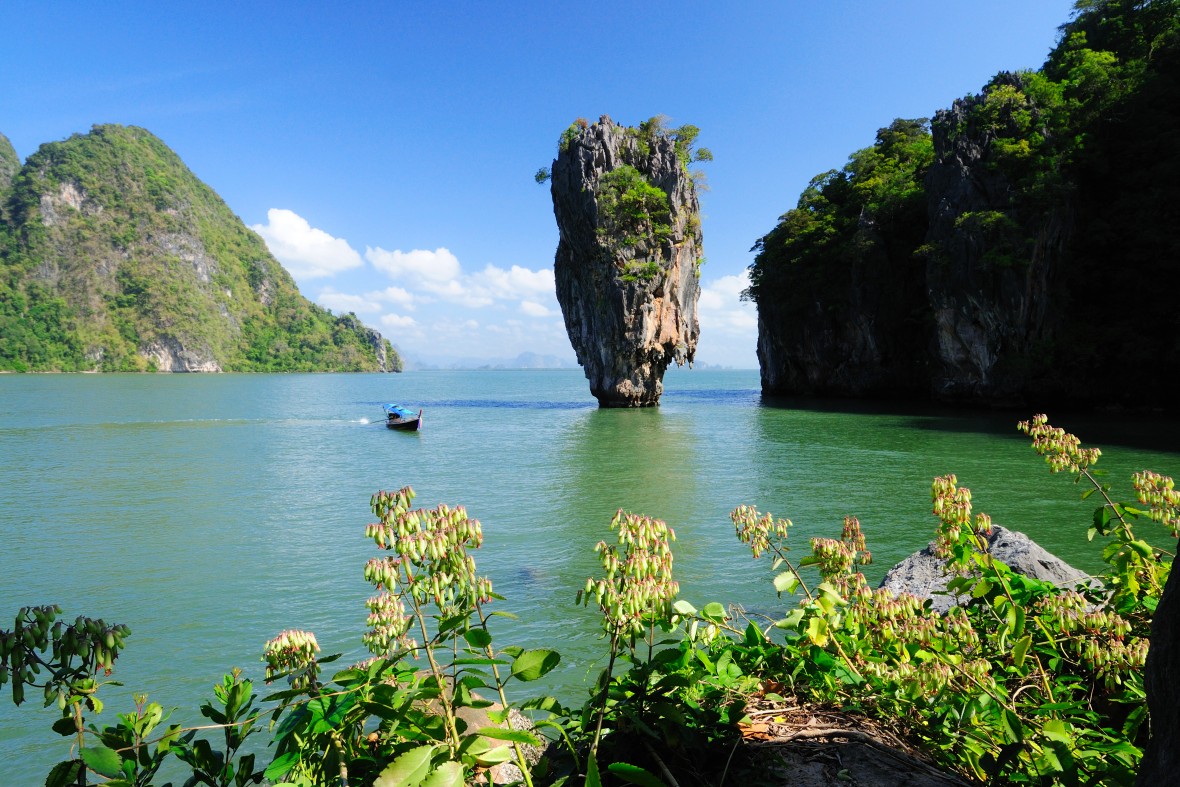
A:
[263,751,300,782]
[671,600,697,616]
[470,745,512,766]
[1001,709,1024,744]
[1042,719,1074,744]
[1011,635,1032,669]
[374,745,437,787]
[701,602,726,623]
[51,717,77,736]
[420,762,464,787]
[44,760,83,787]
[510,649,560,682]
[463,628,492,649]
[473,726,543,746]
[805,616,829,646]
[80,745,123,779]
[1128,540,1154,558]
[775,608,806,630]
[606,761,668,786]
[586,755,603,787]
[773,571,799,595]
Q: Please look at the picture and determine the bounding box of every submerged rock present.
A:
[879,525,1093,612]
[547,116,703,407]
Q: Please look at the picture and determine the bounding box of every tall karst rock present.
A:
[0,124,400,372]
[548,116,706,407]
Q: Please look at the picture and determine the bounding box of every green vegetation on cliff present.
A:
[748,117,933,312]
[748,0,1180,406]
[0,124,400,372]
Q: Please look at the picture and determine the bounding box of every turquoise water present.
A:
[1,369,1178,783]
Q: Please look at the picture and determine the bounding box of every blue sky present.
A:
[1,1,1076,368]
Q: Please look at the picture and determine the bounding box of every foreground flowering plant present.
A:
[721,415,1171,784]
[0,416,1173,786]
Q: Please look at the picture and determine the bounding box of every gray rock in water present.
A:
[878,525,1093,612]
[1137,562,1180,785]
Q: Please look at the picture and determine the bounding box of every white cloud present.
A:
[366,247,461,284]
[380,313,418,329]
[251,208,363,279]
[365,247,558,310]
[698,272,758,335]
[470,265,555,299]
[367,286,417,310]
[316,287,381,315]
[519,300,554,317]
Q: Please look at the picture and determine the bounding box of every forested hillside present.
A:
[0,125,400,372]
[748,0,1179,407]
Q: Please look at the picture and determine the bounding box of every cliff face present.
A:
[0,124,401,373]
[754,205,929,398]
[750,0,1180,408]
[923,73,1070,402]
[750,119,933,399]
[549,116,702,407]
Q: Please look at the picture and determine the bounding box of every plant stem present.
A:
[329,730,349,787]
[590,630,620,760]
[476,604,534,787]
[403,566,461,753]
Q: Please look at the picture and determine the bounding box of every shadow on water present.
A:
[759,394,1180,453]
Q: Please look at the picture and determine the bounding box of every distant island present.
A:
[746,0,1178,410]
[0,125,399,373]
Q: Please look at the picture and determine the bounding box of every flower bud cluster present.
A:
[931,476,992,559]
[1034,592,1144,685]
[362,591,415,654]
[582,510,679,636]
[1132,470,1180,536]
[364,487,493,645]
[263,629,320,688]
[846,588,978,656]
[809,517,872,592]
[1017,414,1101,474]
[731,504,791,559]
[0,608,130,695]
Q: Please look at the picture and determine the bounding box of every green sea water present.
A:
[1,369,1178,783]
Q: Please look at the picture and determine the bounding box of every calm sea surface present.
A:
[2,369,1178,782]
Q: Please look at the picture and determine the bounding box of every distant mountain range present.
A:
[0,125,400,372]
[408,351,578,371]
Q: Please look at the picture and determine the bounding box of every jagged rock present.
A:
[1137,562,1180,785]
[879,525,1093,613]
[548,116,702,407]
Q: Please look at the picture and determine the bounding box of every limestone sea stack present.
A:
[548,116,705,407]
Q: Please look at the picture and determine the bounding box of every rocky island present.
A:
[545,116,707,407]
[0,125,399,373]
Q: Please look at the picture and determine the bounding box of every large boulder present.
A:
[1137,564,1180,785]
[548,116,702,407]
[879,525,1092,612]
